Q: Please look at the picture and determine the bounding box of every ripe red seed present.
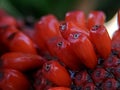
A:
[47,36,83,71]
[0,9,120,90]
[0,69,30,90]
[90,25,111,59]
[34,70,53,90]
[112,11,120,57]
[0,52,46,72]
[87,11,106,30]
[34,14,61,52]
[65,10,87,28]
[68,32,97,69]
[0,26,37,54]
[42,60,72,87]
[59,21,89,40]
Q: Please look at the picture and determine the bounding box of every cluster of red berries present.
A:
[0,9,120,90]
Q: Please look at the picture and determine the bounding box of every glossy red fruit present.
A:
[68,32,97,69]
[42,60,72,87]
[48,87,71,90]
[87,11,106,30]
[112,11,120,57]
[90,25,111,59]
[59,21,89,40]
[104,55,120,68]
[34,70,53,90]
[83,82,97,90]
[112,28,120,57]
[92,68,109,86]
[0,69,30,90]
[0,52,46,72]
[34,14,61,52]
[74,71,91,86]
[65,10,86,28]
[0,26,37,54]
[0,15,17,27]
[47,37,83,71]
[102,78,119,90]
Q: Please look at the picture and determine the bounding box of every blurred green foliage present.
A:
[0,0,120,21]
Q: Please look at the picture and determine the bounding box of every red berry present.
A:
[65,10,87,28]
[0,69,30,90]
[47,37,83,71]
[34,70,53,90]
[0,26,37,54]
[68,32,97,69]
[90,25,111,59]
[112,11,120,57]
[0,52,46,71]
[87,11,106,30]
[59,21,89,40]
[42,60,72,87]
[34,14,61,52]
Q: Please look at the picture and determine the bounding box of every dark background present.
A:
[0,0,120,21]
